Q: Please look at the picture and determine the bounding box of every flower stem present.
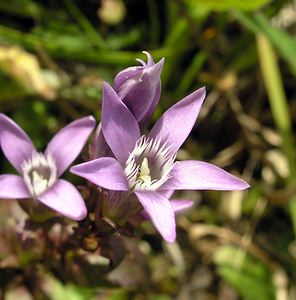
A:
[256,34,295,178]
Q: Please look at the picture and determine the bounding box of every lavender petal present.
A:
[148,87,206,155]
[38,179,87,220]
[0,175,30,199]
[141,199,194,220]
[160,160,250,191]
[135,191,176,243]
[45,116,96,176]
[70,157,129,191]
[101,82,140,164]
[139,81,161,127]
[0,114,36,173]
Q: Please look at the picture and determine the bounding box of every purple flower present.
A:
[114,51,164,126]
[71,83,249,242]
[91,52,164,159]
[0,114,96,220]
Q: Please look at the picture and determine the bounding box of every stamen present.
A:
[22,153,57,197]
[124,136,175,191]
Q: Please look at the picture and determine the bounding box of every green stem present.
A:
[147,0,160,46]
[256,34,295,178]
[289,195,296,237]
[63,0,106,49]
[257,34,296,237]
[0,25,187,65]
[175,51,206,97]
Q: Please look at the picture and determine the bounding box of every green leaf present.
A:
[234,11,296,77]
[214,245,276,300]
[0,0,41,18]
[185,0,272,12]
[254,13,296,77]
[44,277,96,300]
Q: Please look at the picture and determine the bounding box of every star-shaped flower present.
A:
[71,83,249,242]
[0,114,96,220]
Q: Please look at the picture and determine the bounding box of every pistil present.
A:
[139,157,152,185]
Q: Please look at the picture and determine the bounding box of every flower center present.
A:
[22,153,57,197]
[124,136,175,191]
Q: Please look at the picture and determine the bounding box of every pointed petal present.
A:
[161,160,250,191]
[114,66,143,98]
[137,189,174,221]
[171,200,194,214]
[101,82,140,164]
[0,175,30,199]
[70,157,129,191]
[45,116,96,176]
[0,114,36,173]
[38,179,87,220]
[140,199,194,220]
[135,191,176,243]
[148,87,206,155]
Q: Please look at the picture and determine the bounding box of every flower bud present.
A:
[114,51,164,126]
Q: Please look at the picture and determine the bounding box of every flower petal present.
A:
[171,199,194,214]
[135,191,176,243]
[0,114,36,173]
[114,66,143,98]
[45,116,96,176]
[161,160,250,191]
[140,199,194,220]
[148,87,206,155]
[0,175,30,199]
[101,82,140,164]
[38,179,87,220]
[139,82,161,127]
[70,157,129,191]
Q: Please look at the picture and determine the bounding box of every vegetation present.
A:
[0,0,296,299]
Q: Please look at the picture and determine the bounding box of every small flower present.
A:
[91,52,164,159]
[0,114,96,220]
[71,83,249,242]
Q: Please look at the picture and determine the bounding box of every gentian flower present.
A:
[71,83,249,242]
[0,114,96,220]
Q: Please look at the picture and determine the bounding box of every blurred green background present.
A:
[0,0,296,299]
